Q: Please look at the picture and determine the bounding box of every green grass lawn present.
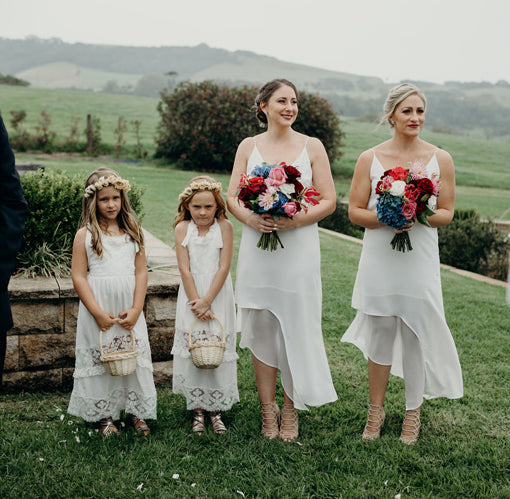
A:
[1,160,509,497]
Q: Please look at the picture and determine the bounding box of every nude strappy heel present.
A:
[399,407,421,445]
[279,403,299,442]
[260,402,280,439]
[362,404,385,441]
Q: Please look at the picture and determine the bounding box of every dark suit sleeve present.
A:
[0,114,28,292]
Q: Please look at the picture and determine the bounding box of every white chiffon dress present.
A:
[68,231,157,422]
[172,219,239,411]
[342,151,463,407]
[235,139,338,410]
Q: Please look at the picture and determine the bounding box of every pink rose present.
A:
[266,166,287,186]
[282,202,297,217]
[401,201,417,221]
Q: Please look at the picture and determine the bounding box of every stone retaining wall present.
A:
[4,233,180,392]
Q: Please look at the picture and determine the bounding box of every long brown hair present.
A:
[81,167,144,257]
[173,175,228,229]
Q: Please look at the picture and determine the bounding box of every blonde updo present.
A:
[253,79,298,127]
[380,83,427,127]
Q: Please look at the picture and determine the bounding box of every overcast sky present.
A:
[2,0,509,84]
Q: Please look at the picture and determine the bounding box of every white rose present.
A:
[427,195,437,210]
[389,180,406,197]
[279,183,295,196]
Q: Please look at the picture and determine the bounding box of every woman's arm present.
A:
[226,138,281,234]
[71,228,116,330]
[348,150,384,230]
[426,149,455,228]
[276,137,336,231]
[118,247,148,330]
[189,219,234,320]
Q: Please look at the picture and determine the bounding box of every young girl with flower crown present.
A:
[68,167,157,437]
[172,176,239,435]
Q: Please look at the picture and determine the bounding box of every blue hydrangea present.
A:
[273,191,291,215]
[251,163,273,177]
[376,195,408,229]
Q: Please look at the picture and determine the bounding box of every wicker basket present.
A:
[100,328,138,376]
[188,316,226,369]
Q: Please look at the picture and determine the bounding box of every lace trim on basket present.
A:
[68,388,157,422]
[173,374,239,411]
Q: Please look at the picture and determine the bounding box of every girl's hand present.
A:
[118,308,141,330]
[94,311,117,332]
[189,298,211,319]
[200,310,215,322]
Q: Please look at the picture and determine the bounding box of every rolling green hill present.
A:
[1,37,510,139]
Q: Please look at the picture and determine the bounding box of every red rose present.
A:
[293,179,304,193]
[417,178,434,195]
[415,201,426,215]
[404,184,418,202]
[283,163,301,181]
[388,167,409,182]
[245,176,266,195]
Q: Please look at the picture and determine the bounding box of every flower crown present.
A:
[178,180,222,201]
[84,175,131,199]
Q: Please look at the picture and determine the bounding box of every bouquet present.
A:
[376,161,440,252]
[237,162,320,251]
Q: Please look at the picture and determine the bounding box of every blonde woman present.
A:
[343,83,463,445]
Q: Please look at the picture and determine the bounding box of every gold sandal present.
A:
[209,412,227,434]
[260,402,280,439]
[130,414,150,436]
[192,410,206,436]
[279,403,299,442]
[362,404,385,442]
[99,417,120,437]
[399,407,421,445]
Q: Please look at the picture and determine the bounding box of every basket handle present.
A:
[99,326,137,357]
[188,316,225,348]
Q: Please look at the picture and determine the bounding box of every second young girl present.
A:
[68,167,157,437]
[172,176,239,435]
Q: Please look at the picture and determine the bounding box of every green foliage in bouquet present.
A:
[17,169,145,277]
[155,81,344,172]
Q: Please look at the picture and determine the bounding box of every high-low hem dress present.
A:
[172,219,239,412]
[68,231,157,422]
[235,139,338,411]
[342,151,463,403]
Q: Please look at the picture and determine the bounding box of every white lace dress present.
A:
[172,219,239,411]
[342,152,463,403]
[68,231,157,422]
[235,140,338,410]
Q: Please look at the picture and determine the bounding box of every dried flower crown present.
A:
[178,180,222,201]
[84,175,131,199]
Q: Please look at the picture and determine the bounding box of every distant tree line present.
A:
[0,73,29,86]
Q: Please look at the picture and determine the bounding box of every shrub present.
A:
[318,197,364,239]
[155,81,343,172]
[292,91,344,164]
[438,209,509,281]
[17,170,146,277]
